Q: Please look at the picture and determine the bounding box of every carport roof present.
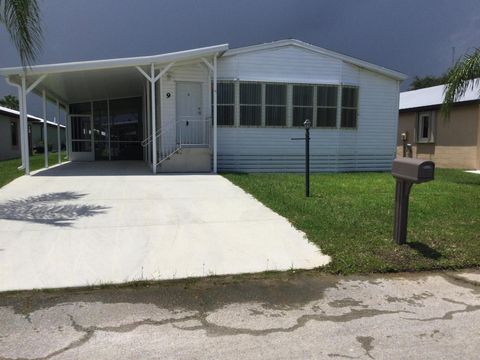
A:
[0,44,228,104]
[0,44,228,76]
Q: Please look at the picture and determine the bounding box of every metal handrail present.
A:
[141,120,177,148]
[142,118,212,166]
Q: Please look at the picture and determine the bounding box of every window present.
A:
[240,82,261,126]
[210,82,360,129]
[317,86,338,127]
[417,112,434,143]
[217,82,235,126]
[265,84,287,126]
[341,87,358,128]
[293,85,313,127]
[10,121,18,146]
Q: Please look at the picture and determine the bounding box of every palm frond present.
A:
[441,48,480,118]
[0,0,42,67]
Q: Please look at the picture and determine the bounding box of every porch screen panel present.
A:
[93,101,108,160]
[317,86,337,127]
[71,116,92,152]
[265,84,287,126]
[240,83,261,126]
[109,97,143,160]
[293,85,313,127]
[217,82,234,126]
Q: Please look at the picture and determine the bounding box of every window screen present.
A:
[217,82,235,126]
[341,87,358,128]
[265,84,287,126]
[240,83,261,126]
[317,86,337,127]
[293,85,313,127]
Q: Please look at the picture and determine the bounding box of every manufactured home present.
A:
[0,105,65,160]
[398,82,480,170]
[0,39,406,174]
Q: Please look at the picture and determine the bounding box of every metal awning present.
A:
[0,44,228,103]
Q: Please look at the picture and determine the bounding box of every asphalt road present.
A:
[0,270,479,359]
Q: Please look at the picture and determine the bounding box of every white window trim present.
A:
[417,111,435,143]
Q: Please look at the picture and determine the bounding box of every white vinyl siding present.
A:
[216,44,400,172]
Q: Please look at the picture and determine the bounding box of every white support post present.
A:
[21,76,30,175]
[150,63,157,174]
[42,90,48,168]
[15,82,25,170]
[56,99,61,163]
[65,104,70,160]
[146,80,151,164]
[213,55,218,173]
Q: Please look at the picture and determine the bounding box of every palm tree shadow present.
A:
[0,192,108,227]
[407,241,443,260]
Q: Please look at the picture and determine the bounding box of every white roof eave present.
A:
[399,80,480,110]
[0,105,65,127]
[0,44,229,77]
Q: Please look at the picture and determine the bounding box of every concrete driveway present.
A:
[0,161,329,291]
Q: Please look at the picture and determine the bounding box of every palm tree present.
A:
[0,94,19,109]
[442,48,480,117]
[0,0,42,67]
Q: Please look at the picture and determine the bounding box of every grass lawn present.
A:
[223,170,480,274]
[0,152,66,188]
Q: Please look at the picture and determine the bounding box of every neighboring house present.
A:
[0,39,406,174]
[0,105,66,160]
[398,82,480,169]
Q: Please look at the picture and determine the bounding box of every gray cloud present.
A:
[0,0,478,116]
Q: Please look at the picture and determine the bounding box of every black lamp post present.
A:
[304,119,311,197]
[291,119,311,197]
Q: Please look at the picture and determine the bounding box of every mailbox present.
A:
[391,158,435,245]
[392,158,435,183]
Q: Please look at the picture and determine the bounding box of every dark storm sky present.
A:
[0,0,479,116]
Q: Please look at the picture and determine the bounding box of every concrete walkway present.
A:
[0,162,329,291]
[0,270,479,359]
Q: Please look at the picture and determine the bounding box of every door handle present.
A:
[186,121,189,126]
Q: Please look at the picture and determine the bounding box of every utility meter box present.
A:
[392,158,435,183]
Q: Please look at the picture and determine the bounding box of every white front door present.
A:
[176,82,204,145]
[69,114,94,161]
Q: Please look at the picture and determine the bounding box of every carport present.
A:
[0,44,228,174]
